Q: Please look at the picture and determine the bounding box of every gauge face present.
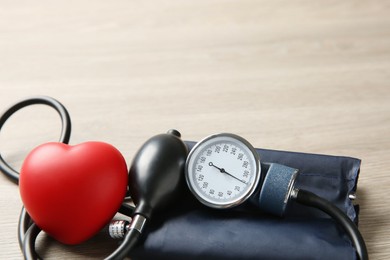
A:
[185,133,261,209]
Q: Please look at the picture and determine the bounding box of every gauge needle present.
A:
[208,162,247,184]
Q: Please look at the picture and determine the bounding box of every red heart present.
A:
[19,142,128,245]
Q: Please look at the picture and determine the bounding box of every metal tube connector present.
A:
[109,220,130,239]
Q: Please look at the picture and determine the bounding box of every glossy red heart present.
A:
[19,142,128,245]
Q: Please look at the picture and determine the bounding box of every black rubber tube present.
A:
[105,228,141,260]
[0,96,139,260]
[22,211,140,260]
[0,96,71,184]
[295,189,368,260]
[18,207,33,251]
[0,96,71,259]
[23,224,42,260]
[118,203,135,217]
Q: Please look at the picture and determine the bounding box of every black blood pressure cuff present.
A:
[130,141,361,260]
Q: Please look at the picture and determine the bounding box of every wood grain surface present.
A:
[1,1,389,259]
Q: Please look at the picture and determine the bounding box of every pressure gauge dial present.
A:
[185,133,261,209]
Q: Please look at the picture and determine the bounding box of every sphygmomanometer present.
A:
[0,96,368,259]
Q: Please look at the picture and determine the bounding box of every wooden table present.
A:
[1,1,389,259]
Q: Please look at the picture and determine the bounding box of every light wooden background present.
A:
[0,1,389,259]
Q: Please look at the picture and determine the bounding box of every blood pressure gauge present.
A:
[185,133,261,209]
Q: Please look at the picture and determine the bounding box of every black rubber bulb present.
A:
[105,129,188,260]
[128,129,188,219]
